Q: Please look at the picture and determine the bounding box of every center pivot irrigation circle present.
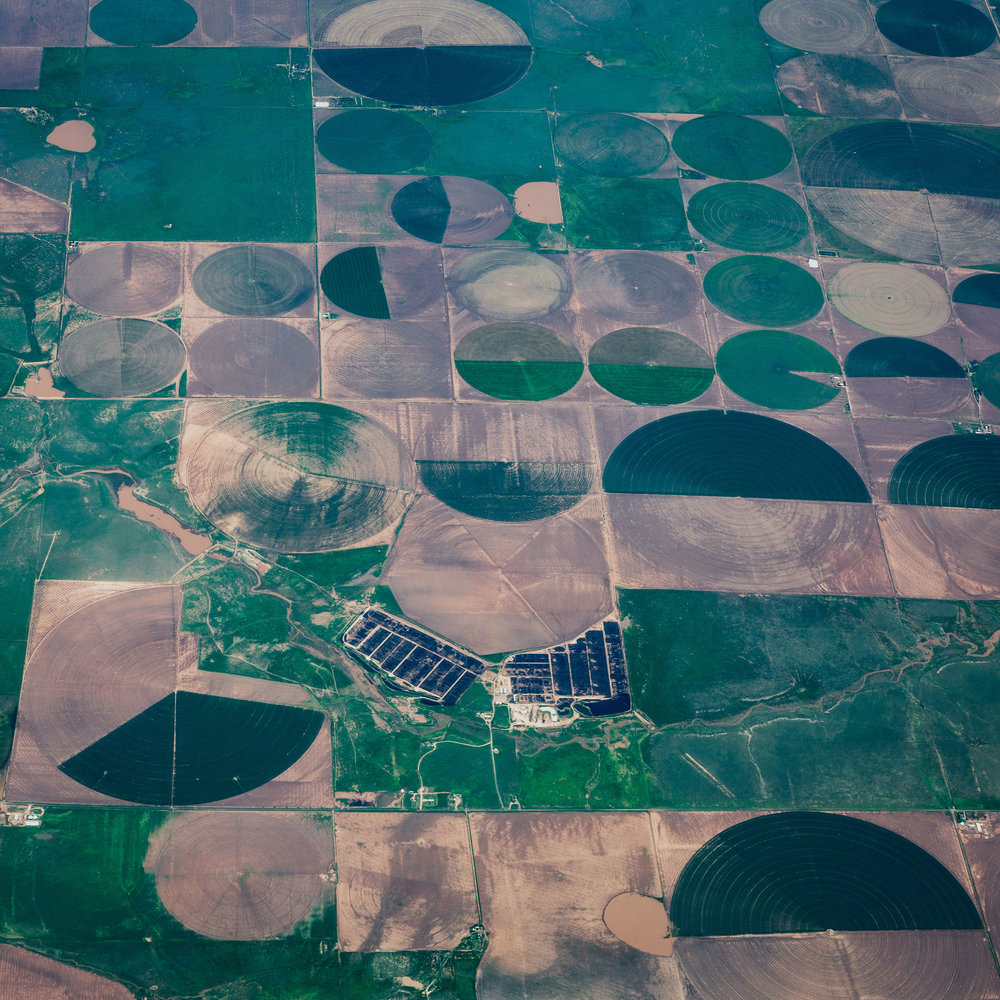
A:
[574,251,700,323]
[149,812,333,941]
[315,109,433,173]
[588,327,715,405]
[671,114,793,180]
[183,402,414,552]
[313,0,532,107]
[65,244,183,317]
[390,175,513,245]
[686,183,809,252]
[192,246,315,317]
[828,263,951,335]
[876,0,998,57]
[553,113,669,177]
[89,0,198,45]
[58,318,186,397]
[453,322,583,400]
[703,254,825,326]
[758,0,877,53]
[894,58,1000,125]
[188,319,319,398]
[447,249,571,320]
[953,272,1000,341]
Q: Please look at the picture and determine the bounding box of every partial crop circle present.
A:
[672,115,792,180]
[188,319,318,397]
[703,254,824,326]
[182,402,414,552]
[888,434,1000,507]
[313,0,532,107]
[418,460,592,521]
[716,329,842,409]
[59,318,185,397]
[454,322,583,400]
[975,352,1000,408]
[588,327,714,405]
[574,251,699,323]
[687,183,809,252]
[670,811,982,936]
[65,244,182,316]
[447,249,571,320]
[845,338,966,379]
[554,113,669,177]
[89,0,198,45]
[192,246,314,317]
[320,245,443,320]
[315,110,432,172]
[953,272,1000,341]
[876,0,997,57]
[602,409,870,502]
[828,263,951,336]
[758,0,876,53]
[390,176,512,244]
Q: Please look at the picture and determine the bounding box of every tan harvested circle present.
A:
[895,58,1000,124]
[603,893,673,955]
[828,263,950,335]
[317,0,529,47]
[610,495,881,593]
[58,318,186,397]
[674,930,999,1000]
[447,249,571,321]
[759,0,876,53]
[148,811,332,940]
[182,403,414,552]
[65,243,183,316]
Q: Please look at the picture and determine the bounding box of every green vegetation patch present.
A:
[418,459,593,521]
[715,329,841,410]
[68,48,315,242]
[454,322,583,400]
[589,327,714,404]
[687,182,809,252]
[703,254,825,327]
[672,114,792,180]
[560,177,690,250]
[619,589,925,726]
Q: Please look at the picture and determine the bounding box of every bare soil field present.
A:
[0,0,87,44]
[470,812,683,1000]
[335,812,478,952]
[675,930,1000,1000]
[383,494,612,655]
[877,503,1000,598]
[0,178,67,233]
[650,811,764,899]
[607,494,893,596]
[145,810,333,940]
[959,814,1000,935]
[0,944,132,999]
[846,811,973,893]
[853,416,957,501]
[0,46,42,88]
